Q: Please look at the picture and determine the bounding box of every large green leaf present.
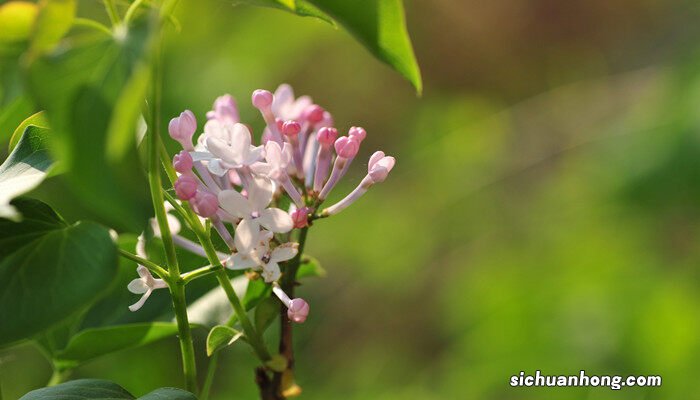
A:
[29,0,76,54]
[0,198,118,346]
[139,387,198,400]
[0,126,53,221]
[20,379,133,400]
[54,322,180,370]
[249,0,421,93]
[306,0,422,93]
[26,19,153,231]
[19,379,197,400]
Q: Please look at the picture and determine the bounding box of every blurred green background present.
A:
[4,0,700,398]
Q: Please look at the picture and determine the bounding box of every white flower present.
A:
[128,266,167,312]
[250,141,293,181]
[272,84,312,121]
[192,123,263,176]
[218,177,293,253]
[227,230,298,282]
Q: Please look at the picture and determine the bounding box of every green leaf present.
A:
[254,296,279,334]
[0,126,53,221]
[19,379,198,400]
[237,0,421,92]
[30,0,76,54]
[26,19,153,231]
[306,0,422,93]
[206,325,244,356]
[0,96,33,144]
[297,255,326,279]
[19,379,133,400]
[138,387,198,400]
[54,322,180,369]
[8,111,48,151]
[0,198,118,346]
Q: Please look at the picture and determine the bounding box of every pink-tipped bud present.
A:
[169,110,197,150]
[287,298,310,323]
[252,89,274,109]
[317,127,338,147]
[192,191,219,217]
[173,150,193,173]
[174,175,198,200]
[367,151,396,183]
[282,120,302,137]
[334,136,360,159]
[349,126,367,142]
[207,94,239,123]
[303,104,325,124]
[291,207,311,229]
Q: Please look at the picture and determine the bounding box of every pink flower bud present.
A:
[174,175,198,200]
[348,126,367,142]
[367,151,396,183]
[169,110,197,150]
[287,298,309,323]
[207,94,239,123]
[334,136,360,159]
[317,127,338,147]
[282,120,301,137]
[303,104,325,124]
[173,150,193,173]
[291,207,311,229]
[252,89,274,109]
[192,191,219,217]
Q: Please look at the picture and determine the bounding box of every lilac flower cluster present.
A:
[128,84,395,323]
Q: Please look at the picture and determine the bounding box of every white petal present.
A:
[207,159,229,177]
[249,162,273,176]
[189,151,213,161]
[261,262,281,283]
[127,278,149,294]
[258,208,293,233]
[227,252,259,270]
[244,145,264,165]
[234,218,260,254]
[248,177,274,212]
[230,123,252,162]
[129,290,153,312]
[265,141,283,166]
[206,137,238,164]
[218,190,252,218]
[270,242,299,262]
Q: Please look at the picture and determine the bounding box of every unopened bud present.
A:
[174,175,198,200]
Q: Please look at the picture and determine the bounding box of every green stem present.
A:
[170,282,199,393]
[47,368,71,386]
[196,233,271,362]
[118,249,169,278]
[200,351,220,400]
[102,0,121,26]
[181,264,219,283]
[147,26,198,393]
[73,18,112,35]
[124,0,148,26]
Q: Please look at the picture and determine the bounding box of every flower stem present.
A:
[272,227,309,393]
[197,234,271,362]
[200,351,220,400]
[147,24,198,393]
[102,0,121,26]
[118,249,169,278]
